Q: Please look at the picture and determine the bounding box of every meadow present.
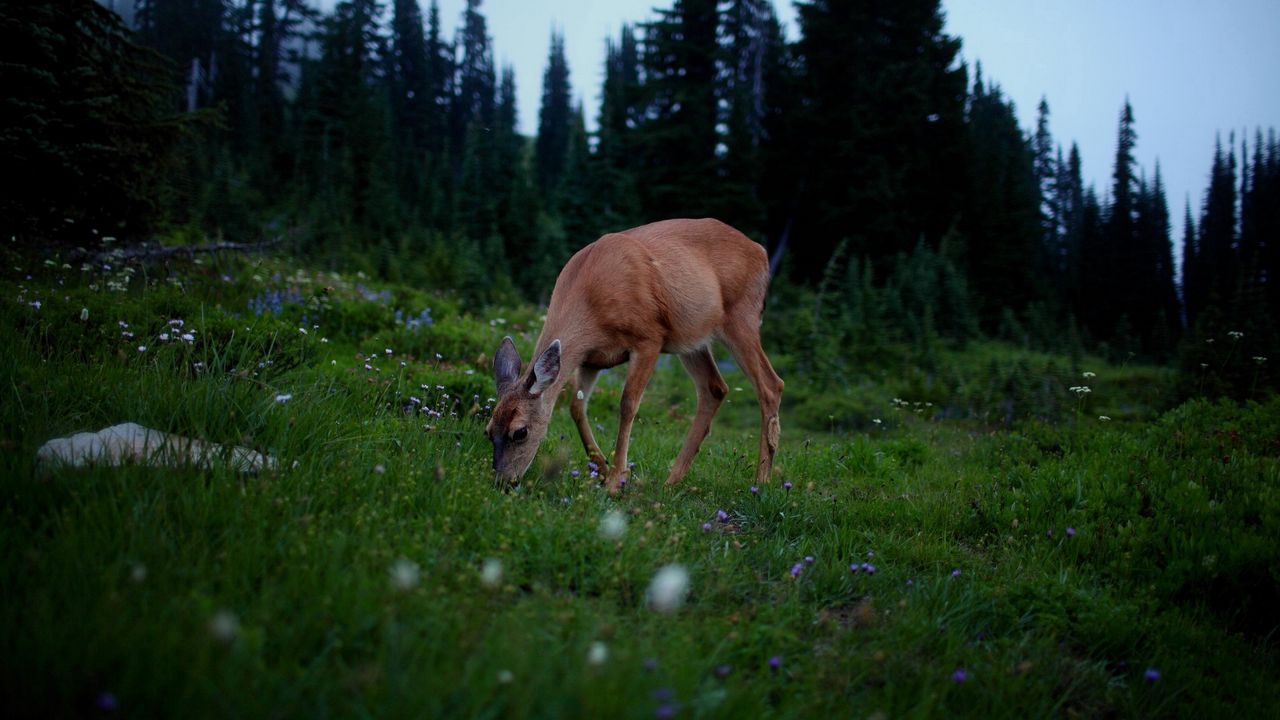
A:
[2,249,1278,718]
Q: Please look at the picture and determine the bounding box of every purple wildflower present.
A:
[653,687,674,701]
[588,461,599,472]
[1046,529,1053,538]
[1066,527,1077,538]
[644,658,659,672]
[570,469,580,478]
[97,692,118,711]
[714,664,732,678]
[701,522,712,532]
[861,563,876,574]
[768,655,781,670]
[783,481,793,491]
[952,668,968,683]
[790,563,804,578]
[905,578,914,586]
[951,568,961,577]
[750,485,759,495]
[804,555,814,564]
[716,509,729,522]
[655,703,678,719]
[1144,667,1161,684]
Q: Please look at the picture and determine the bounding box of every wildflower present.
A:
[783,481,793,491]
[118,320,129,328]
[952,668,968,683]
[646,564,691,613]
[905,578,914,586]
[714,664,732,678]
[374,464,386,475]
[655,703,678,719]
[951,568,961,577]
[644,658,659,672]
[804,555,815,564]
[1068,385,1091,395]
[137,345,146,353]
[1099,415,1112,421]
[79,307,89,321]
[208,609,239,643]
[1066,527,1076,538]
[130,563,147,583]
[1227,330,1243,340]
[599,510,628,540]
[1144,667,1161,683]
[159,333,169,342]
[298,327,308,335]
[385,348,393,355]
[496,669,514,684]
[480,558,503,588]
[168,319,184,328]
[29,300,41,310]
[872,417,882,425]
[389,558,420,591]
[587,641,609,666]
[790,563,804,578]
[122,331,134,339]
[1254,356,1267,364]
[701,522,712,532]
[1082,371,1096,378]
[862,563,877,574]
[570,469,580,478]
[180,333,194,343]
[96,692,118,711]
[274,393,292,403]
[321,337,329,343]
[768,655,781,670]
[1046,529,1053,538]
[751,485,759,495]
[716,509,729,522]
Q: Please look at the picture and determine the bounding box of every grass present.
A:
[2,250,1278,718]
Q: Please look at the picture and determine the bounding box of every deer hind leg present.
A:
[605,343,660,496]
[666,346,729,487]
[570,367,608,469]
[720,315,784,485]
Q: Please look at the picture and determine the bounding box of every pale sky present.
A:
[320,0,1280,261]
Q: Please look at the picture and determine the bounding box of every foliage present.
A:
[2,251,1277,717]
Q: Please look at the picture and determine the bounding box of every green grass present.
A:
[2,252,1278,717]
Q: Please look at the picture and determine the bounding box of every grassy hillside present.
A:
[2,250,1278,717]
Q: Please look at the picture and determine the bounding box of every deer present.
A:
[486,218,784,495]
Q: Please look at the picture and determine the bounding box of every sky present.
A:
[326,0,1280,257]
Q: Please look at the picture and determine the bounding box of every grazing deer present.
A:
[487,218,784,494]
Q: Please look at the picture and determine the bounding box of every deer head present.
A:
[487,336,561,483]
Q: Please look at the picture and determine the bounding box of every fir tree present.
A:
[535,30,572,198]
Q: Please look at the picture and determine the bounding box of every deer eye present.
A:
[512,426,529,443]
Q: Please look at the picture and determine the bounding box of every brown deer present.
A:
[486,218,783,494]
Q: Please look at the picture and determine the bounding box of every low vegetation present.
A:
[3,250,1277,717]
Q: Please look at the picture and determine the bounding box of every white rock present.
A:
[36,422,276,473]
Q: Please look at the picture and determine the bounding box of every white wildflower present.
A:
[1082,371,1096,378]
[586,641,609,667]
[208,610,239,643]
[274,393,292,403]
[480,558,503,588]
[389,558,420,592]
[645,563,691,614]
[599,510,628,540]
[79,307,89,321]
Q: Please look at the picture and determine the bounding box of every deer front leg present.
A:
[605,345,660,496]
[570,367,608,470]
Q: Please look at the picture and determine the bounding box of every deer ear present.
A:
[494,336,522,394]
[528,339,561,396]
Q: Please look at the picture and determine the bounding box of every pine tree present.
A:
[1181,199,1201,323]
[594,24,643,230]
[535,30,572,198]
[634,0,720,220]
[1,0,191,241]
[1199,134,1238,310]
[788,0,966,277]
[961,71,1041,326]
[451,0,495,176]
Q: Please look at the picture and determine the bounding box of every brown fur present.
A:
[488,218,784,492]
